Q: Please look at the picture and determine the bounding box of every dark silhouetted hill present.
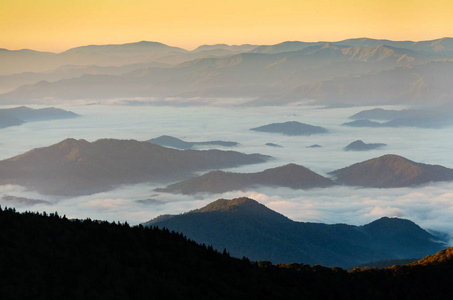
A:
[2,206,453,299]
[145,197,445,267]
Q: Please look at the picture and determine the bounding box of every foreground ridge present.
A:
[1,206,453,299]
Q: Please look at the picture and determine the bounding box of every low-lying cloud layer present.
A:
[3,182,453,243]
[1,103,452,243]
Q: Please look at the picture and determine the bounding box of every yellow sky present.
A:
[1,0,452,52]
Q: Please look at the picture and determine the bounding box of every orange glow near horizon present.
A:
[1,0,452,52]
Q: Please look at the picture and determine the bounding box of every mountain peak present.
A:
[365,154,416,168]
[364,216,420,231]
[193,197,265,213]
[58,137,89,146]
[330,154,453,188]
[190,197,291,222]
[143,197,290,226]
[260,163,330,181]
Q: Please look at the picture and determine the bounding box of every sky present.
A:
[1,0,452,52]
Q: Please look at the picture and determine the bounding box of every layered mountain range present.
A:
[0,138,269,196]
[156,164,334,194]
[1,137,452,196]
[158,154,453,194]
[145,197,446,267]
[1,38,453,104]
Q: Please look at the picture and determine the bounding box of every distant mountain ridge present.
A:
[250,37,453,55]
[148,135,238,150]
[192,44,257,53]
[1,106,79,122]
[346,107,453,128]
[146,197,446,267]
[1,38,453,104]
[279,61,453,105]
[158,154,453,193]
[0,106,79,128]
[61,41,187,56]
[156,164,335,194]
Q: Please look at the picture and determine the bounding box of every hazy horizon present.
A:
[2,1,452,52]
[3,36,453,53]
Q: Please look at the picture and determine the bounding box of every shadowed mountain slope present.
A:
[0,106,79,122]
[329,154,453,187]
[0,111,24,128]
[145,197,445,267]
[282,61,453,105]
[156,164,334,194]
[0,106,79,129]
[0,139,269,196]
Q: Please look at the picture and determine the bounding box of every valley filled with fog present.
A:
[1,102,452,242]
